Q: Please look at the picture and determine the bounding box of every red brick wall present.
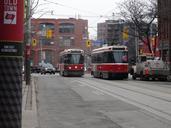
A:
[31,18,88,67]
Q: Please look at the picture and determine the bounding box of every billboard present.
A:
[0,0,24,42]
[0,0,24,56]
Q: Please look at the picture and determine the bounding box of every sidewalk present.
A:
[22,78,38,128]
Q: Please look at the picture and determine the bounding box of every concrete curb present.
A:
[22,78,38,128]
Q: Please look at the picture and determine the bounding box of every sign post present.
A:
[0,0,24,127]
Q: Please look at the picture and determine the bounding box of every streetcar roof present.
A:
[92,45,127,53]
[60,48,84,55]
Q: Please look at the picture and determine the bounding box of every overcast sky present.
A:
[33,0,124,39]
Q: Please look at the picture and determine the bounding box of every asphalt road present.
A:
[34,73,171,128]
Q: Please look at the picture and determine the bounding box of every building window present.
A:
[59,36,74,47]
[39,23,55,38]
[59,23,74,33]
[38,50,54,64]
[31,25,37,31]
[39,23,55,31]
[39,37,55,46]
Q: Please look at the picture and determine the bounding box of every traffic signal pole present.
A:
[0,0,24,127]
[25,0,31,85]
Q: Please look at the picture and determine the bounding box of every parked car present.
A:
[31,66,41,73]
[40,63,56,74]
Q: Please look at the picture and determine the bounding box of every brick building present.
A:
[30,18,88,67]
[158,0,171,74]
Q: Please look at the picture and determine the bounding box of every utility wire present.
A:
[89,8,118,27]
[46,13,113,18]
[43,0,101,15]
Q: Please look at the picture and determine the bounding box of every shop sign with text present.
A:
[0,0,24,57]
[0,0,24,42]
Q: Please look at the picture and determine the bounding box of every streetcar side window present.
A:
[64,55,68,63]
[97,53,102,63]
[92,51,127,63]
[102,52,114,63]
[92,53,97,63]
[79,55,84,64]
[108,52,115,63]
[103,52,108,63]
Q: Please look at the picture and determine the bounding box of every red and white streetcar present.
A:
[91,45,128,79]
[59,49,84,77]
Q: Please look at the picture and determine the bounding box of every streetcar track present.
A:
[84,77,171,102]
[93,79,171,102]
[122,80,171,90]
[81,79,171,104]
[92,76,171,91]
[74,79,171,121]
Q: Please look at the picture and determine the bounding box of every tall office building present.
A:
[158,0,171,74]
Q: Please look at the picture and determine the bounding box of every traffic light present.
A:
[86,40,91,47]
[32,39,37,47]
[46,29,52,39]
[123,26,129,40]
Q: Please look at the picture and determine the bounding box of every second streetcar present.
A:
[91,45,128,79]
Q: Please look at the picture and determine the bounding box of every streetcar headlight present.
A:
[69,67,72,69]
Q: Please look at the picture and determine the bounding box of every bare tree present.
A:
[24,0,39,84]
[118,0,157,54]
[25,0,39,24]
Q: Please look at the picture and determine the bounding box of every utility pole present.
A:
[135,26,139,62]
[0,0,24,127]
[169,4,171,78]
[25,0,31,85]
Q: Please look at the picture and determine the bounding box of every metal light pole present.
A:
[168,35,171,80]
[25,0,31,85]
[135,26,139,62]
[169,7,171,77]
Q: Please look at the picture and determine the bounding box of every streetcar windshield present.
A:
[112,51,128,63]
[66,54,84,64]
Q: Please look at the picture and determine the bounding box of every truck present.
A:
[130,54,170,81]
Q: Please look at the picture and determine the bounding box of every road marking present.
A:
[92,90,104,96]
[70,80,85,87]
[82,79,171,101]
[77,79,171,121]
